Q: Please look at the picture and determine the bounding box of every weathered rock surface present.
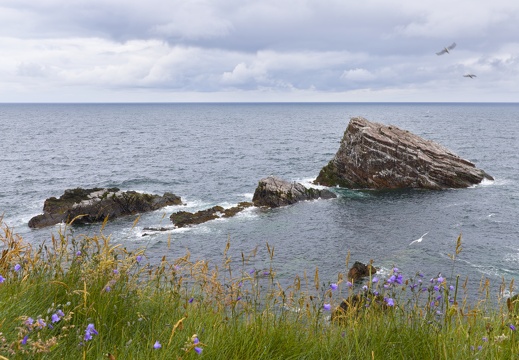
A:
[314,117,493,190]
[28,188,182,229]
[347,261,377,282]
[170,202,253,228]
[252,176,336,208]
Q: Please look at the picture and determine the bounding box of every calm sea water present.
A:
[1,103,518,299]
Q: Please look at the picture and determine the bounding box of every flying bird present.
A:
[463,74,477,78]
[436,42,456,55]
[409,232,428,245]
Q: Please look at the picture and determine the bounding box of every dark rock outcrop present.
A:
[28,188,182,229]
[314,117,493,190]
[170,202,253,228]
[252,176,336,208]
[331,291,387,322]
[347,261,377,282]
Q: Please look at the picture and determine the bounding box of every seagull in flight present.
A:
[436,42,456,55]
[409,232,428,245]
[463,74,477,78]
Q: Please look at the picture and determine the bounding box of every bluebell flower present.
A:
[153,341,161,349]
[104,286,111,292]
[323,303,332,311]
[385,298,395,307]
[194,347,203,354]
[236,296,242,301]
[14,264,21,272]
[249,269,255,275]
[0,275,5,283]
[387,275,396,284]
[362,285,368,291]
[510,324,516,331]
[346,281,353,287]
[21,335,28,345]
[193,337,199,345]
[330,283,338,290]
[189,298,194,303]
[25,317,34,326]
[37,319,46,329]
[482,337,488,342]
[51,313,60,323]
[437,276,444,283]
[84,323,98,341]
[372,277,378,283]
[113,269,119,274]
[395,274,403,284]
[434,285,440,291]
[76,251,81,256]
[393,267,399,273]
[136,255,142,263]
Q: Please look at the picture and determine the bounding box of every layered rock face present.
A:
[315,117,493,190]
[252,176,336,208]
[28,188,182,228]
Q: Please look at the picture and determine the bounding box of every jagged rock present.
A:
[347,261,377,282]
[28,188,182,229]
[170,202,253,228]
[252,176,336,208]
[314,117,493,190]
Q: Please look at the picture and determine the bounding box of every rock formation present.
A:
[252,176,336,208]
[28,188,182,229]
[347,261,377,282]
[170,202,253,228]
[314,117,493,190]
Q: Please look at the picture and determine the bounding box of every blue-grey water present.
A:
[1,103,518,300]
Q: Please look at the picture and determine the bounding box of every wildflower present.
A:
[25,317,34,326]
[14,264,21,272]
[385,298,395,307]
[395,274,403,285]
[478,346,482,351]
[323,303,332,311]
[21,335,29,345]
[249,269,255,275]
[449,285,454,291]
[434,285,439,291]
[193,337,199,345]
[509,324,516,331]
[194,347,203,354]
[113,269,119,274]
[393,267,399,273]
[56,309,65,317]
[362,285,368,291]
[136,255,142,263]
[236,296,242,301]
[51,313,60,323]
[104,286,111,292]
[37,319,46,329]
[189,298,194,303]
[153,341,161,349]
[84,323,99,341]
[346,281,353,287]
[437,275,444,283]
[76,251,81,256]
[0,275,5,283]
[263,271,270,276]
[372,277,378,283]
[330,283,338,290]
[387,275,396,284]
[482,337,488,342]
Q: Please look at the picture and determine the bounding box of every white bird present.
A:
[409,232,428,245]
[436,42,456,55]
[463,74,477,78]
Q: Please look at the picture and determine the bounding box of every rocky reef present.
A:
[28,188,182,229]
[315,117,493,190]
[252,176,336,208]
[170,202,253,228]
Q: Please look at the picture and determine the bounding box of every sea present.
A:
[1,103,518,301]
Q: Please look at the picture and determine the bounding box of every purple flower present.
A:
[372,277,378,283]
[194,347,203,354]
[104,286,111,292]
[362,285,368,291]
[189,298,194,303]
[14,264,21,272]
[76,251,81,256]
[113,269,119,274]
[385,298,395,307]
[37,319,46,329]
[387,275,396,284]
[84,323,98,341]
[193,337,200,344]
[323,303,332,311]
[25,317,34,326]
[393,267,399,273]
[510,324,516,331]
[330,283,338,290]
[263,271,270,276]
[153,341,161,349]
[395,274,403,285]
[0,275,5,283]
[236,296,242,301]
[437,276,444,283]
[51,313,60,323]
[56,309,65,317]
[434,285,440,291]
[136,255,143,263]
[249,269,255,275]
[21,335,29,345]
[477,346,482,351]
[449,285,455,291]
[346,281,353,287]
[482,337,488,342]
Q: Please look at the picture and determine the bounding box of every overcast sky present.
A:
[1,0,518,102]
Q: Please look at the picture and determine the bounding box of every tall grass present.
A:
[0,216,517,359]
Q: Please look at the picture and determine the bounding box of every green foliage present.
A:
[0,219,517,359]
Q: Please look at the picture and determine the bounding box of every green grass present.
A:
[0,217,518,359]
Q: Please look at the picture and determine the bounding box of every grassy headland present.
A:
[0,217,517,359]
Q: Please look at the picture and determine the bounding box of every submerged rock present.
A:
[28,188,182,229]
[170,202,253,228]
[252,176,336,208]
[314,117,493,190]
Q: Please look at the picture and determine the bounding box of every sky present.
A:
[1,0,518,102]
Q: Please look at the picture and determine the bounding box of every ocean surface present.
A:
[1,103,518,300]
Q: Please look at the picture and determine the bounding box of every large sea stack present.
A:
[28,187,182,229]
[314,117,493,190]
